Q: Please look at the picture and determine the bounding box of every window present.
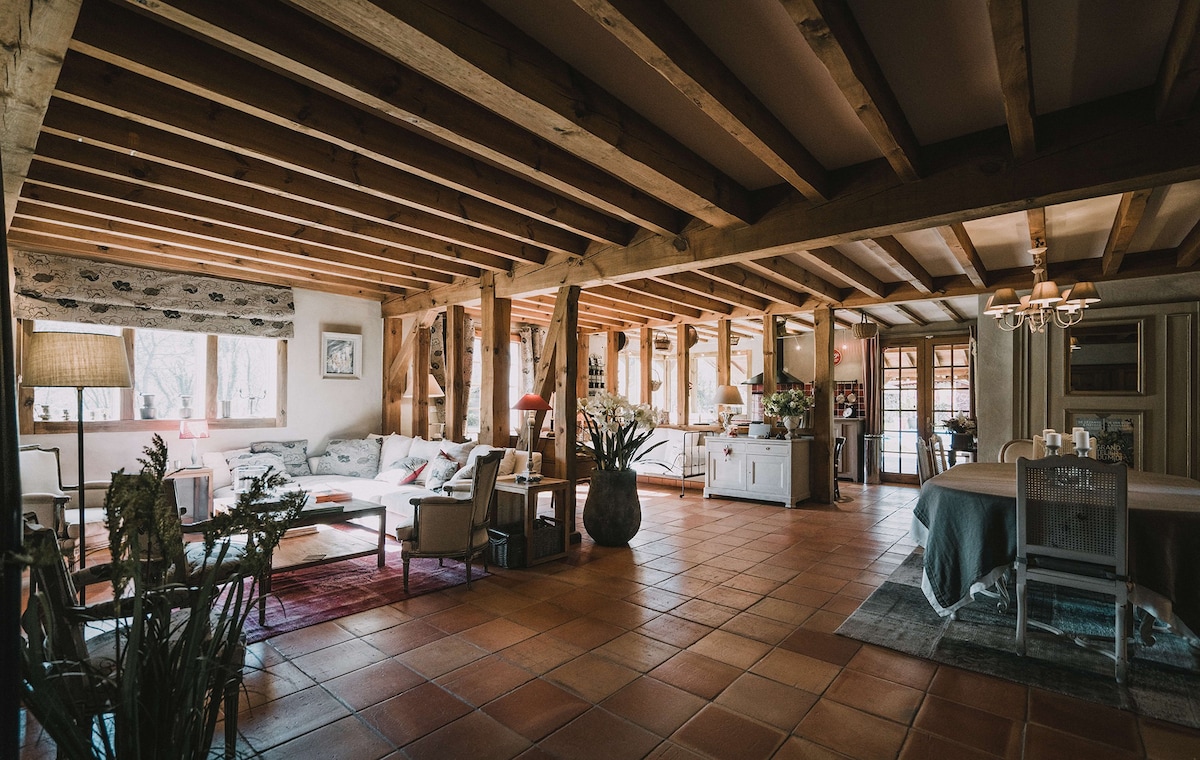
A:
[22,320,286,431]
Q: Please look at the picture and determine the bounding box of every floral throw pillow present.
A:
[315,438,381,478]
[225,451,292,487]
[424,452,461,491]
[375,456,428,486]
[250,440,311,477]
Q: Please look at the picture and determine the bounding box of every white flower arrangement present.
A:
[762,388,814,418]
[577,393,665,471]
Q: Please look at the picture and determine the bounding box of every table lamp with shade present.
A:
[179,419,210,468]
[21,331,131,581]
[714,384,744,435]
[513,393,552,483]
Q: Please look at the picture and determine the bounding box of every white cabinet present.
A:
[704,437,811,508]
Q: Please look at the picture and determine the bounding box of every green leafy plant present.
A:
[19,434,306,759]
[943,412,977,435]
[577,393,665,471]
[762,388,814,418]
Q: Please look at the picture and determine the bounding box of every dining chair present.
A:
[915,438,934,484]
[398,449,503,592]
[1015,455,1130,682]
[19,445,110,565]
[998,438,1034,463]
[928,435,948,474]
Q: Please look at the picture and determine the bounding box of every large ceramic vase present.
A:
[583,468,641,546]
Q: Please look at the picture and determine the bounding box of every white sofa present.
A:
[204,434,540,533]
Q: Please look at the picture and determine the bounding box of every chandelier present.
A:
[982,243,1100,333]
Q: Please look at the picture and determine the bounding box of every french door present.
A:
[880,336,973,483]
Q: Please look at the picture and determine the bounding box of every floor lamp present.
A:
[21,332,132,584]
[513,393,552,483]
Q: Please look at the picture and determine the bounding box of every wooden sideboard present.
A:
[704,436,811,508]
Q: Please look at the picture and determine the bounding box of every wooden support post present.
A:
[676,323,690,425]
[576,332,589,404]
[479,273,511,447]
[762,316,778,398]
[812,306,835,504]
[555,286,580,540]
[640,327,652,406]
[411,323,432,439]
[384,310,431,434]
[519,288,572,449]
[606,329,621,396]
[444,305,467,442]
[717,318,731,386]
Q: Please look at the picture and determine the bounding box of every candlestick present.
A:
[1044,431,1062,456]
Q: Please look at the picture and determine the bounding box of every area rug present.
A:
[837,551,1200,728]
[240,546,486,643]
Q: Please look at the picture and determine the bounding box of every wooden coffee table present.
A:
[257,498,387,624]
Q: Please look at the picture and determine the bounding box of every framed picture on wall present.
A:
[1066,410,1142,469]
[321,332,361,379]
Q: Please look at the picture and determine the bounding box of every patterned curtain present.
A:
[11,250,293,338]
[516,324,545,395]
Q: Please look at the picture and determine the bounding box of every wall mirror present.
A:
[1067,321,1142,394]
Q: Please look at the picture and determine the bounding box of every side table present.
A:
[493,476,570,565]
[166,467,213,523]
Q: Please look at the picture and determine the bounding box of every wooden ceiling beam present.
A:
[286,0,755,227]
[120,0,681,236]
[653,271,770,312]
[578,292,676,323]
[741,256,845,302]
[1176,217,1200,267]
[932,300,967,324]
[1101,189,1153,276]
[987,0,1038,161]
[589,284,704,320]
[520,297,625,330]
[612,278,735,315]
[939,223,990,288]
[798,246,888,299]
[571,0,829,201]
[699,264,809,309]
[1,0,81,228]
[70,2,632,247]
[55,51,581,258]
[1156,0,1200,121]
[1026,207,1046,249]
[779,0,921,181]
[857,308,897,329]
[894,304,930,326]
[862,237,934,294]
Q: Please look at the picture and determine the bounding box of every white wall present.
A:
[781,331,865,382]
[21,288,383,481]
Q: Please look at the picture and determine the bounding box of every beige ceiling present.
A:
[2,0,1199,337]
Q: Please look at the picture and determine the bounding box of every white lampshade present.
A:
[22,332,131,389]
[714,384,744,406]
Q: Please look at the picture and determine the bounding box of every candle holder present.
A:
[1046,444,1060,456]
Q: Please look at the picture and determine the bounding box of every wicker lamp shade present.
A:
[850,322,878,340]
[22,332,131,389]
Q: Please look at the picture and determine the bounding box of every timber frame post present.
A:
[812,305,836,504]
[554,286,580,541]
[444,305,467,442]
[479,272,511,447]
[717,318,732,386]
[382,310,432,434]
[411,320,432,439]
[639,327,652,406]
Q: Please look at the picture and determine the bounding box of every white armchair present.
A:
[19,445,110,562]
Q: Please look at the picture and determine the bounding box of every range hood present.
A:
[744,328,805,385]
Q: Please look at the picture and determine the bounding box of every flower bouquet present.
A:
[577,393,666,471]
[942,412,977,435]
[762,388,814,418]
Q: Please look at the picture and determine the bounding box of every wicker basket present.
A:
[530,516,563,560]
[488,523,526,569]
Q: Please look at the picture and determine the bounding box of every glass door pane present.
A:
[881,345,919,478]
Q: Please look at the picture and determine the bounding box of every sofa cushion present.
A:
[376,456,428,486]
[438,439,476,468]
[425,453,461,491]
[204,448,248,490]
[315,438,381,478]
[226,451,292,484]
[378,434,415,469]
[250,440,312,477]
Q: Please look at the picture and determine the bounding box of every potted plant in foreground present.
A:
[577,393,664,546]
[19,435,305,759]
[763,388,814,438]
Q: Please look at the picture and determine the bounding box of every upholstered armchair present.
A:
[19,446,110,563]
[396,449,503,592]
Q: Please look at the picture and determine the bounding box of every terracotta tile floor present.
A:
[20,480,1200,759]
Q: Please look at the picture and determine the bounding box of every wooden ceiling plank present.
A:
[863,236,935,294]
[120,0,681,236]
[614,278,736,315]
[286,0,754,227]
[578,292,676,323]
[1101,189,1153,276]
[799,246,888,298]
[55,51,582,258]
[71,2,634,247]
[589,284,704,320]
[0,0,82,228]
[932,299,966,323]
[7,227,398,298]
[27,155,481,280]
[779,0,921,181]
[1176,216,1200,267]
[894,304,930,326]
[939,223,990,288]
[1156,0,1200,122]
[741,256,844,302]
[38,115,523,271]
[654,271,769,311]
[571,0,829,201]
[987,0,1038,161]
[700,264,809,309]
[13,205,420,291]
[18,186,437,289]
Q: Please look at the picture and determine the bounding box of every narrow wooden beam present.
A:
[987,0,1037,161]
[717,319,732,386]
[622,277,737,315]
[1101,189,1153,276]
[863,237,935,294]
[895,304,930,326]
[411,324,432,438]
[932,300,966,324]
[1176,217,1200,267]
[656,271,770,312]
[800,247,888,299]
[676,323,690,425]
[478,273,511,447]
[742,257,845,303]
[1156,0,1200,122]
[700,264,809,309]
[812,305,835,503]
[444,305,467,442]
[554,286,580,534]
[762,316,778,398]
[640,327,653,406]
[939,223,990,288]
[1,0,82,227]
[606,330,621,396]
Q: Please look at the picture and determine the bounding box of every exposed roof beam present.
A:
[858,308,897,329]
[779,0,921,181]
[612,279,735,315]
[932,299,967,323]
[71,1,632,247]
[939,223,989,288]
[1,0,82,229]
[652,271,767,312]
[798,246,888,298]
[1156,0,1200,122]
[288,0,754,227]
[699,264,810,309]
[987,0,1037,161]
[862,236,935,294]
[119,0,681,236]
[1177,217,1200,267]
[589,284,704,320]
[894,304,930,326]
[571,0,829,201]
[1026,207,1046,249]
[1101,189,1153,276]
[741,256,844,302]
[578,293,676,324]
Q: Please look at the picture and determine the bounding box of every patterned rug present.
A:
[241,540,485,643]
[837,551,1200,728]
